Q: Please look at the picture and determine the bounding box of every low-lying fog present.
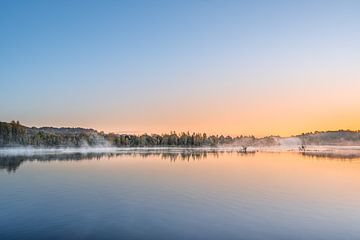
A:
[1,145,360,157]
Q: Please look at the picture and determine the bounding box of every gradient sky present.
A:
[1,0,360,136]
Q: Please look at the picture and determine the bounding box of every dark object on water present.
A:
[237,146,255,154]
[299,145,306,152]
[242,146,248,153]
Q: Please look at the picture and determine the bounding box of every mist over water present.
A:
[0,146,119,156]
[2,144,360,158]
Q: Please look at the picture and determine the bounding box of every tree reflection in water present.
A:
[0,148,359,173]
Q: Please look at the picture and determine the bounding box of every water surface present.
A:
[1,150,360,240]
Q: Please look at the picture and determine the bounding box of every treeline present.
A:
[0,121,106,147]
[0,121,277,148]
[3,121,360,148]
[298,130,360,145]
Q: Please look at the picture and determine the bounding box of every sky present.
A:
[1,0,360,136]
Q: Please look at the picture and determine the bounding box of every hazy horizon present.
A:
[1,1,359,136]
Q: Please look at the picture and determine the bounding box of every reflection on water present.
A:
[1,150,360,240]
[302,151,360,160]
[0,152,108,172]
[0,148,359,173]
[0,150,252,173]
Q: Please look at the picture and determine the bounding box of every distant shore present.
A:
[1,145,360,157]
[1,121,360,150]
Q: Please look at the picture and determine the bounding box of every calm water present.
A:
[1,150,360,240]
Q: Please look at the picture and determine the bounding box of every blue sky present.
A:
[1,1,360,136]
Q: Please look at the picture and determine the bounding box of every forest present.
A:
[1,121,360,148]
[0,121,276,148]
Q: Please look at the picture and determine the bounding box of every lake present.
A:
[1,149,360,240]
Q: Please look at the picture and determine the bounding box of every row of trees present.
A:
[108,132,237,147]
[0,121,105,147]
[0,121,278,148]
[298,130,360,145]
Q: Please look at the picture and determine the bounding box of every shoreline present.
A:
[1,145,360,157]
